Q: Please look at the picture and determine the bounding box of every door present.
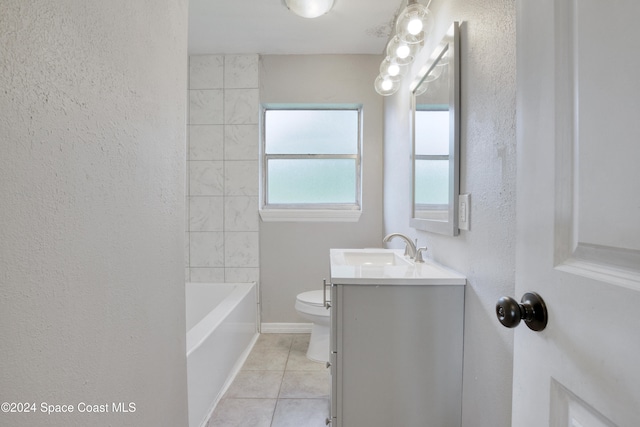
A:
[515,0,640,426]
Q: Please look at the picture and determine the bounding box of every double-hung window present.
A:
[414,105,450,218]
[260,105,362,222]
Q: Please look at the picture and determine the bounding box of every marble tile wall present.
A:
[187,54,260,283]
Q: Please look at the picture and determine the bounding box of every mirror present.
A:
[410,22,460,235]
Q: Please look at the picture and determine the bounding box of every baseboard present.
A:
[260,322,313,333]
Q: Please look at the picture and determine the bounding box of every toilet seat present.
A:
[296,290,325,307]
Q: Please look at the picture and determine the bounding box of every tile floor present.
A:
[207,333,330,427]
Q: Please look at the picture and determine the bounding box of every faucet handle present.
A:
[415,246,428,263]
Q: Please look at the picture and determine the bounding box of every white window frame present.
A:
[259,104,363,222]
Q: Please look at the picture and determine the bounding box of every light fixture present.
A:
[380,57,406,81]
[386,35,420,66]
[374,0,433,96]
[374,75,401,96]
[284,0,335,18]
[395,0,432,44]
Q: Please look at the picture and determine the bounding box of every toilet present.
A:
[295,290,330,363]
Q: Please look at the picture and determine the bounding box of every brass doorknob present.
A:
[496,292,548,331]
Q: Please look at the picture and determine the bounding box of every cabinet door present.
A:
[339,285,463,427]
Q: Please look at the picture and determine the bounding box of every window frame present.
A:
[259,104,363,222]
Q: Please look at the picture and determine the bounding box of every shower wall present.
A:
[186,55,260,283]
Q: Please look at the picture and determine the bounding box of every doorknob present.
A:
[496,292,548,331]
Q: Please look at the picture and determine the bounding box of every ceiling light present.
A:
[284,0,335,18]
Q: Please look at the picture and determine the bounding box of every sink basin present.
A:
[341,250,411,266]
[330,248,466,286]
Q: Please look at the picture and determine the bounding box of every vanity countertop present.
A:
[329,248,466,286]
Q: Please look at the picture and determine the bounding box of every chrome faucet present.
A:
[382,233,417,259]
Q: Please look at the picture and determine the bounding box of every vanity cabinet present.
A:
[328,281,464,426]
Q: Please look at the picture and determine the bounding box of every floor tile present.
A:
[208,333,332,427]
[254,333,294,351]
[207,398,276,427]
[286,336,326,371]
[224,370,284,399]
[270,399,330,427]
[243,344,290,371]
[279,370,330,399]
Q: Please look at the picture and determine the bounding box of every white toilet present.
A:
[295,290,330,363]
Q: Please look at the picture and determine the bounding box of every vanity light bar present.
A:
[375,0,433,96]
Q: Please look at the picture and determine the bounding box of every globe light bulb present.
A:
[395,2,431,44]
[396,44,410,59]
[374,75,400,96]
[408,18,423,35]
[380,57,405,81]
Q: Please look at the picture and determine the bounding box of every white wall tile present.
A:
[225,161,258,196]
[187,54,260,283]
[225,232,259,267]
[190,161,224,196]
[224,89,259,124]
[190,232,224,267]
[225,268,260,283]
[190,268,225,283]
[225,125,259,160]
[189,125,224,160]
[225,196,259,231]
[189,55,223,89]
[189,89,223,125]
[224,55,259,89]
[190,196,224,231]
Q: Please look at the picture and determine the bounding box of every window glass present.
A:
[267,159,357,204]
[415,109,449,156]
[265,110,358,155]
[415,159,449,205]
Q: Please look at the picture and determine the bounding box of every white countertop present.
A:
[329,248,466,286]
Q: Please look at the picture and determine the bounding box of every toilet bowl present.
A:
[295,290,330,363]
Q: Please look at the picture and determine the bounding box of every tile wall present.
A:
[187,55,260,283]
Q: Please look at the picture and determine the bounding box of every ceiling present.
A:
[188,0,405,55]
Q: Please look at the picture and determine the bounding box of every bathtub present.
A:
[186,282,258,427]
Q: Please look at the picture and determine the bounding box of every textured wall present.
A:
[186,55,260,284]
[0,1,189,426]
[383,1,517,426]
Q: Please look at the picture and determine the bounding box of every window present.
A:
[414,106,449,213]
[260,105,362,222]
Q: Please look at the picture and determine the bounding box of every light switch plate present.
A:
[458,193,470,231]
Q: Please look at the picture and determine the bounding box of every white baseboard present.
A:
[260,322,313,333]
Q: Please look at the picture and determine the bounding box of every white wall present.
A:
[259,55,384,324]
[383,1,516,426]
[187,55,260,284]
[0,1,189,426]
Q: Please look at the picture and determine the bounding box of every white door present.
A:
[515,0,640,426]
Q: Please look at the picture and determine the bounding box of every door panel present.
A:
[515,0,640,425]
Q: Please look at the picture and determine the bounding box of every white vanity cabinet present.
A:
[328,249,466,427]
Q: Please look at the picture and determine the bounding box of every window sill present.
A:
[259,209,362,223]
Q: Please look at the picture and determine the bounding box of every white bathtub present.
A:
[186,282,258,427]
